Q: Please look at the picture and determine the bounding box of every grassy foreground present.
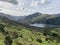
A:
[0,23,60,45]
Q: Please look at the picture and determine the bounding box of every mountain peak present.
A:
[31,12,42,15]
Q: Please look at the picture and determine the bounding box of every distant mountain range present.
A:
[0,12,60,25]
[18,12,42,24]
[18,12,60,25]
[0,13,24,21]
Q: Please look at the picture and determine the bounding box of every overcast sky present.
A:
[0,0,60,16]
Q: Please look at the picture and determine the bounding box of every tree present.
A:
[0,24,5,32]
[36,38,42,43]
[4,36,12,45]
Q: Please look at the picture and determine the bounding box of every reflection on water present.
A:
[30,23,45,27]
[30,23,60,28]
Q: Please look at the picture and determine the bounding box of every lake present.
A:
[30,23,60,28]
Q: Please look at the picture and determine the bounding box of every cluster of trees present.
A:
[0,24,5,32]
[0,24,12,45]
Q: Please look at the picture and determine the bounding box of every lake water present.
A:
[30,23,60,28]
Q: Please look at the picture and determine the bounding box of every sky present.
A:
[0,0,60,16]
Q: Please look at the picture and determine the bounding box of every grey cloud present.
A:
[0,0,18,5]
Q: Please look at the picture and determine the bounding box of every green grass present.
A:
[0,25,60,45]
[0,17,60,45]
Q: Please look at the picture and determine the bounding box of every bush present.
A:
[16,43,22,45]
[5,31,9,35]
[20,35,22,37]
[45,38,49,41]
[51,33,58,37]
[0,24,5,32]
[12,32,19,38]
[4,36,12,45]
[29,43,33,45]
[36,38,42,43]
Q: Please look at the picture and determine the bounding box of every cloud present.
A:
[40,0,46,4]
[16,0,25,10]
[34,1,39,7]
[31,0,35,7]
[0,1,16,10]
[31,0,47,7]
[0,1,19,15]
[42,7,53,11]
[0,8,25,16]
[0,0,60,16]
[0,0,18,5]
[16,3,24,10]
[31,0,39,7]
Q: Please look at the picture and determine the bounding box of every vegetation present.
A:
[19,13,60,25]
[0,16,60,45]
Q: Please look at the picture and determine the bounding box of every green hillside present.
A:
[0,16,60,45]
[19,13,60,25]
[19,12,41,24]
[32,15,60,25]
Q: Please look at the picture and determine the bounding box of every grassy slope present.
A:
[0,16,60,45]
[20,14,60,25]
[32,15,60,25]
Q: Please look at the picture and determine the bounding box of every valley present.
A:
[0,12,60,45]
[0,0,60,45]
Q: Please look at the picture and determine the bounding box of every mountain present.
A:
[31,14,60,25]
[18,12,60,25]
[18,12,42,24]
[0,13,24,21]
[0,16,21,26]
[0,12,60,25]
[0,12,60,45]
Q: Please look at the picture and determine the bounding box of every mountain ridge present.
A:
[0,13,24,21]
[0,12,60,25]
[18,12,60,25]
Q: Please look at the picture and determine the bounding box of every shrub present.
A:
[0,24,5,32]
[20,35,22,37]
[16,43,22,45]
[4,36,12,45]
[12,32,19,38]
[45,38,49,41]
[51,33,58,37]
[29,43,33,45]
[36,38,42,43]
